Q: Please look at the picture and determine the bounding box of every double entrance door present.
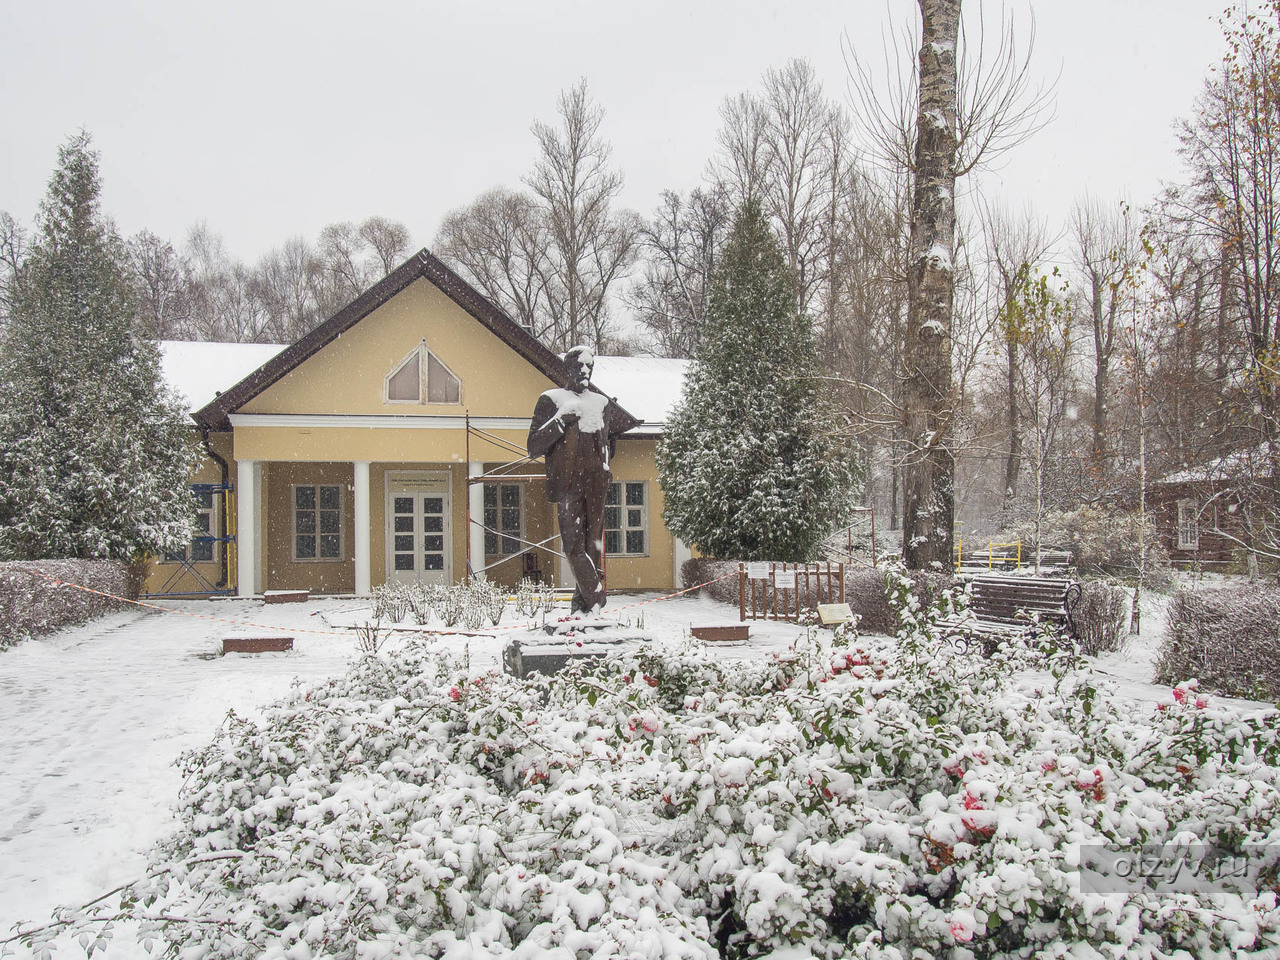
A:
[386,472,452,585]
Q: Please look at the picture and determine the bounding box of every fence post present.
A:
[739,562,746,622]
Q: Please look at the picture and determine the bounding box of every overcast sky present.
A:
[1,0,1226,263]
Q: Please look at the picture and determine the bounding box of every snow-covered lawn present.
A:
[0,582,1274,956]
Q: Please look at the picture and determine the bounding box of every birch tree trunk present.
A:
[902,0,959,570]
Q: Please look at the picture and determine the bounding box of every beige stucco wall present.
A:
[230,424,530,465]
[264,462,356,594]
[605,436,674,592]
[240,278,556,419]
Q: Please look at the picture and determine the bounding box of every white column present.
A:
[236,459,258,598]
[468,462,485,578]
[673,538,693,591]
[353,461,371,595]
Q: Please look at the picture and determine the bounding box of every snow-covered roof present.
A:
[160,340,288,414]
[160,340,690,429]
[1157,443,1276,484]
[591,356,689,433]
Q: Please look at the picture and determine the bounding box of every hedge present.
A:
[1155,584,1280,701]
[0,559,136,650]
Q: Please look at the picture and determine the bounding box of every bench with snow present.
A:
[263,589,308,604]
[691,623,750,642]
[937,573,1081,652]
[503,618,652,678]
[222,631,295,654]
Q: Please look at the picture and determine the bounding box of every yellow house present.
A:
[150,250,691,598]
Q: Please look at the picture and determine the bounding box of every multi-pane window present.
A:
[484,483,523,555]
[385,343,461,404]
[605,481,647,556]
[191,489,216,562]
[1177,499,1199,551]
[295,484,342,560]
[164,487,218,563]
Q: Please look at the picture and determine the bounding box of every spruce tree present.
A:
[656,200,859,561]
[0,132,196,560]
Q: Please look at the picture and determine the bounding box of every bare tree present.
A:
[358,216,411,275]
[710,92,772,209]
[1004,264,1077,565]
[629,186,732,357]
[0,212,26,329]
[900,0,961,571]
[1175,0,1280,452]
[846,4,1055,181]
[128,231,193,339]
[185,224,270,343]
[252,236,319,342]
[525,79,638,350]
[983,206,1054,524]
[436,188,554,338]
[1070,196,1139,467]
[709,60,852,318]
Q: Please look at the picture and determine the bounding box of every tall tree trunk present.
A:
[1090,273,1110,463]
[902,0,959,570]
[1002,334,1022,525]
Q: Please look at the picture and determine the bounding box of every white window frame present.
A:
[293,483,344,562]
[383,341,462,406]
[1177,499,1199,551]
[605,481,649,557]
[190,488,217,563]
[483,482,524,557]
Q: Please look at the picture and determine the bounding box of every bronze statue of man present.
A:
[527,346,640,613]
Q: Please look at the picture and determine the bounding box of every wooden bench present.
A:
[940,574,1081,649]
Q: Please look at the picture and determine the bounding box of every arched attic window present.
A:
[384,341,461,405]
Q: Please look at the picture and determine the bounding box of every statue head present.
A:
[563,345,595,393]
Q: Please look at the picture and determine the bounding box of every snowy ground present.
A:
[0,579,1270,955]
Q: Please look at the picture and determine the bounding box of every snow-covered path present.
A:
[0,599,364,949]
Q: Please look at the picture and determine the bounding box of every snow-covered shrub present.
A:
[1156,584,1280,700]
[680,558,740,603]
[27,571,1280,959]
[405,581,432,625]
[461,581,488,630]
[435,585,465,628]
[471,576,507,626]
[513,577,541,618]
[844,566,952,636]
[1072,580,1132,656]
[0,559,133,649]
[998,507,1171,585]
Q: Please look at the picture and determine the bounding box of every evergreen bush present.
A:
[657,200,859,562]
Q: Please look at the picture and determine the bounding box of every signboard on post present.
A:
[773,569,796,590]
[747,562,770,580]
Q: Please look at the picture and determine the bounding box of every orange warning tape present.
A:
[16,568,741,641]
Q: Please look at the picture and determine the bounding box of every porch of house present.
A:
[233,458,564,597]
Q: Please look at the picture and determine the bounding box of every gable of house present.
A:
[150,251,689,600]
